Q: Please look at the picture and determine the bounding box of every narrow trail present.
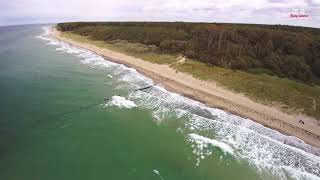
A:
[133,56,188,92]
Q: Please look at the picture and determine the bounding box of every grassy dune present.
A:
[173,61,320,117]
[60,32,320,119]
[61,32,177,64]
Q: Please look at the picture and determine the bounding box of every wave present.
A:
[38,26,320,180]
[187,133,234,166]
[105,96,137,109]
[188,133,234,155]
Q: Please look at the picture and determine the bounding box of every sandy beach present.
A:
[50,27,320,150]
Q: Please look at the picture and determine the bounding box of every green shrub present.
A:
[57,22,320,83]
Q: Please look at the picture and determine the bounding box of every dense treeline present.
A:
[57,22,320,83]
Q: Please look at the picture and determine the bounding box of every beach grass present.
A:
[61,32,320,119]
[172,60,320,118]
[61,32,177,64]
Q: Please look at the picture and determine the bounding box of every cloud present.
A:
[0,0,319,28]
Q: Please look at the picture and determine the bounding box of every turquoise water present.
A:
[0,25,319,180]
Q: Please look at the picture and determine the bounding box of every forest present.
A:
[57,22,320,83]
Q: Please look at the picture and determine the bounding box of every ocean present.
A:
[0,25,319,180]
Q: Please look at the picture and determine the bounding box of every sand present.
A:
[50,27,320,149]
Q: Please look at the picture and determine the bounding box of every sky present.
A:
[1,0,320,28]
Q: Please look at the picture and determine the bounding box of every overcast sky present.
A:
[1,0,320,28]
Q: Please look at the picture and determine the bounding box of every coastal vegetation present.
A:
[57,22,320,84]
[57,23,320,119]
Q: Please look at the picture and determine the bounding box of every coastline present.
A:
[50,27,320,149]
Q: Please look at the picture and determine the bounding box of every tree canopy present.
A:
[57,22,320,83]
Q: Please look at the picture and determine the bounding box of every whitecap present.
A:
[106,96,137,109]
[153,170,160,175]
[153,169,164,180]
[187,133,234,166]
[188,134,234,155]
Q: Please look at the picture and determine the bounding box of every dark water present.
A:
[0,25,319,180]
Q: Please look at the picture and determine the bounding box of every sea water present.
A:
[0,25,319,180]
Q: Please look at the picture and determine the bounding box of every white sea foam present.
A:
[128,77,320,179]
[38,26,320,180]
[153,170,160,175]
[153,169,164,180]
[106,96,137,109]
[35,26,51,40]
[187,133,234,166]
[188,133,234,155]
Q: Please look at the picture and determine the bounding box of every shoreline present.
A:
[50,27,320,150]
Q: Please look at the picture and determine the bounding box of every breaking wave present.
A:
[187,133,234,166]
[38,26,320,180]
[105,96,137,109]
